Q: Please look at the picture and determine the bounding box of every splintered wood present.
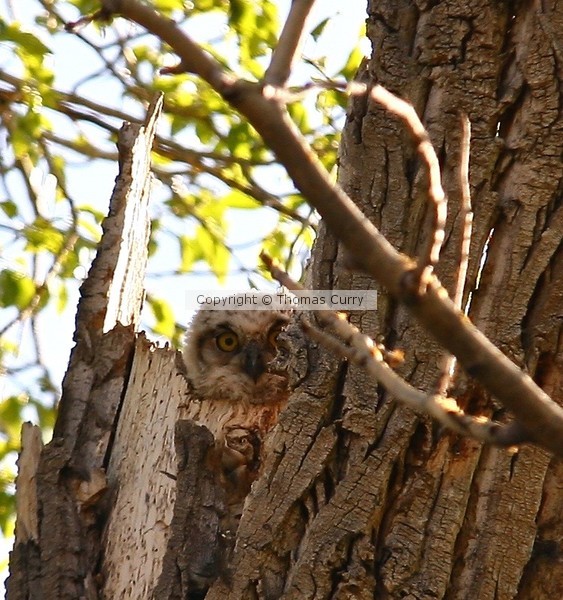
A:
[101,337,186,599]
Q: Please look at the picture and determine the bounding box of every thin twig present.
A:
[436,114,473,396]
[263,253,527,448]
[44,128,311,226]
[0,137,79,338]
[270,77,448,286]
[456,114,474,309]
[263,0,316,88]
[1,114,41,216]
[82,0,563,455]
[261,252,304,291]
[93,0,235,92]
[38,0,133,92]
[366,84,447,288]
[284,205,317,272]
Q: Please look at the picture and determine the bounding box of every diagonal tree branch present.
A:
[263,0,316,88]
[262,253,530,449]
[89,0,563,455]
[301,317,529,448]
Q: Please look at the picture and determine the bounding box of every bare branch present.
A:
[264,253,529,448]
[99,0,234,92]
[302,316,527,448]
[436,113,473,395]
[366,84,447,287]
[455,114,474,308]
[261,251,304,291]
[264,0,316,88]
[94,0,563,455]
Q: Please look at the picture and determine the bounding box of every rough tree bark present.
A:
[203,1,563,599]
[7,2,562,600]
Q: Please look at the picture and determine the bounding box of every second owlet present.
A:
[181,304,292,597]
[182,304,292,539]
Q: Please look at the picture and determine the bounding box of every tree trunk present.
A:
[204,1,563,598]
[7,2,562,600]
[6,96,179,600]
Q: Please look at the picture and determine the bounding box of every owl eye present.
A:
[216,331,240,352]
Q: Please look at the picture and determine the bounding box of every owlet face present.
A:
[183,307,291,405]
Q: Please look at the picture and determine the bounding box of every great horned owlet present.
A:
[182,302,291,537]
[183,306,290,407]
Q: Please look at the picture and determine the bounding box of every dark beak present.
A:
[242,341,265,382]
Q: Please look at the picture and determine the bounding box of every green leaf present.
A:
[287,102,310,133]
[339,44,365,79]
[78,215,103,244]
[220,189,259,209]
[11,109,52,162]
[179,234,196,273]
[195,120,215,144]
[0,270,36,309]
[166,195,196,219]
[0,19,51,56]
[285,194,307,211]
[192,0,222,11]
[0,395,27,444]
[153,0,186,14]
[170,115,191,136]
[0,477,16,537]
[148,297,176,338]
[195,225,229,282]
[211,243,230,282]
[55,281,69,314]
[310,17,330,42]
[68,0,101,15]
[23,218,65,254]
[229,0,253,31]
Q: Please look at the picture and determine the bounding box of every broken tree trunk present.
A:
[6,96,188,600]
[6,94,291,600]
[7,3,563,600]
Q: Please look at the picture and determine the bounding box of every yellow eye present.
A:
[216,331,239,352]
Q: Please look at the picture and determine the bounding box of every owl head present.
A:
[183,305,291,405]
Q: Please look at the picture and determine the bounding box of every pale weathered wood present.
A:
[55,94,163,462]
[153,420,225,600]
[101,336,186,599]
[5,424,43,599]
[13,423,42,544]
